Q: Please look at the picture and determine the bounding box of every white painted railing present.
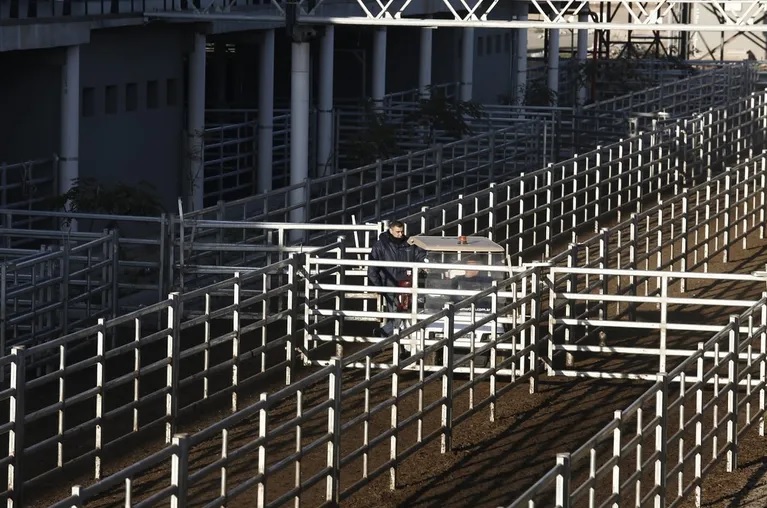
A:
[506,297,767,508]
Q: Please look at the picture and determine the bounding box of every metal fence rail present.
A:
[0,209,171,307]
[0,156,57,212]
[0,252,303,507]
[507,296,767,508]
[1,230,118,370]
[202,112,291,205]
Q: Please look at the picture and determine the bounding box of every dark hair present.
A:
[388,220,405,229]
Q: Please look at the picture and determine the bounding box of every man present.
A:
[367,220,427,338]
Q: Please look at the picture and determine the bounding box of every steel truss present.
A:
[148,0,767,32]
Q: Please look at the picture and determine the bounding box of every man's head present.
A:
[388,220,405,241]
[464,255,482,278]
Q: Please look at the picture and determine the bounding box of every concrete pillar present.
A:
[460,28,474,101]
[372,27,387,105]
[187,32,206,211]
[258,29,275,193]
[547,28,560,105]
[577,12,590,106]
[317,26,334,177]
[60,45,80,200]
[419,27,433,97]
[290,41,310,225]
[515,8,528,104]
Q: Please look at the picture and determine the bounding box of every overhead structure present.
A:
[146,0,767,32]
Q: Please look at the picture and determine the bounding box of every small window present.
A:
[495,35,501,53]
[504,33,511,52]
[477,36,483,56]
[125,83,138,112]
[105,85,118,114]
[82,87,95,117]
[166,78,178,106]
[146,80,159,109]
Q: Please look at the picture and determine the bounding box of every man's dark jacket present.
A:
[367,232,427,287]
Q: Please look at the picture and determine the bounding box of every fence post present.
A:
[724,168,732,263]
[110,229,119,319]
[530,266,542,393]
[680,189,689,290]
[488,183,497,241]
[95,318,106,480]
[9,346,26,508]
[435,145,444,200]
[60,241,70,335]
[441,303,455,453]
[555,452,571,508]
[287,253,299,382]
[170,433,191,508]
[231,272,241,413]
[375,160,383,220]
[655,372,669,508]
[257,392,268,506]
[727,314,740,472]
[599,228,610,323]
[761,294,767,438]
[326,356,342,504]
[488,130,496,182]
[166,292,181,443]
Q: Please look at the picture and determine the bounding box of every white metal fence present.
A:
[507,296,767,508]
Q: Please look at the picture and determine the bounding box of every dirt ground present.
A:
[27,203,767,507]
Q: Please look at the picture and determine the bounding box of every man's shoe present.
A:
[399,349,411,361]
[373,327,389,338]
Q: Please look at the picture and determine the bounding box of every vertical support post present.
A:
[555,453,571,508]
[257,393,268,506]
[372,28,387,107]
[60,45,80,231]
[317,26,335,177]
[170,434,190,508]
[546,28,560,105]
[441,303,455,453]
[727,314,740,472]
[290,40,311,226]
[514,6,528,104]
[231,273,241,413]
[655,372,669,508]
[419,27,433,98]
[187,32,207,211]
[166,292,181,443]
[8,346,26,508]
[258,29,275,193]
[576,10,589,107]
[460,28,474,101]
[326,357,342,504]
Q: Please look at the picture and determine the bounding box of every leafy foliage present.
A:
[345,89,485,166]
[52,177,164,217]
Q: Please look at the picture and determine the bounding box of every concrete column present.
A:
[576,12,590,106]
[317,26,334,177]
[60,45,80,201]
[372,27,387,105]
[187,32,206,211]
[547,28,560,105]
[258,29,275,193]
[290,41,310,225]
[515,8,528,104]
[460,28,474,101]
[419,27,433,97]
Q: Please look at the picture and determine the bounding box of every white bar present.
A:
[290,41,311,225]
[188,32,207,211]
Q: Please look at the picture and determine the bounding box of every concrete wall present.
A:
[78,26,186,210]
[0,49,61,162]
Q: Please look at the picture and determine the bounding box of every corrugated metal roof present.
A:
[407,235,504,252]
